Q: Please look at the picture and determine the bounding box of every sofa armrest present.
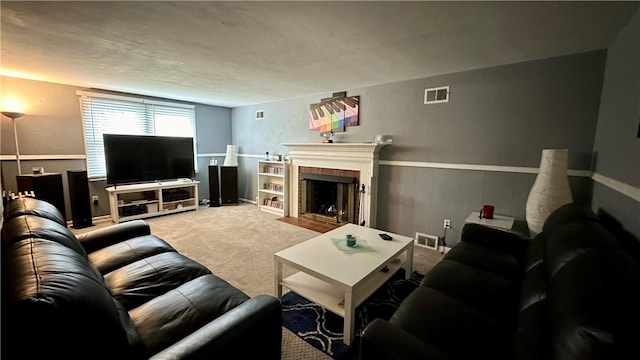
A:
[149,294,282,360]
[361,319,454,360]
[76,219,152,253]
[461,223,530,258]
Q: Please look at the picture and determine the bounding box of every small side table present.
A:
[465,211,515,232]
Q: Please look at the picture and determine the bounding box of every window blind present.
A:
[78,92,197,179]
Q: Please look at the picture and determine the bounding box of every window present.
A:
[78,91,197,179]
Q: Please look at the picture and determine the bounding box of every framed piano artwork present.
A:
[309,91,359,132]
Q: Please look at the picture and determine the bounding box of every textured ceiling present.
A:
[1,1,638,107]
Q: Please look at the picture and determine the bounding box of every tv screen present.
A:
[103,134,195,185]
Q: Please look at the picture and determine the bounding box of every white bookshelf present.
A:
[258,160,288,216]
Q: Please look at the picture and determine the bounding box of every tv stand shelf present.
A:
[106,180,199,223]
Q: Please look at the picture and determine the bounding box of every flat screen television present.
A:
[103,134,195,186]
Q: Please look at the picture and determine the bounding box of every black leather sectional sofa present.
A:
[1,198,282,360]
[361,203,640,360]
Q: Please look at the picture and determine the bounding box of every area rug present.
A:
[281,269,424,359]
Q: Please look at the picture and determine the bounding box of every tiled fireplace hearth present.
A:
[283,143,385,228]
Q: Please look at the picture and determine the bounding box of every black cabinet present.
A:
[17,173,66,220]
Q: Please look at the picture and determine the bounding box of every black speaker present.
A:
[208,165,220,207]
[220,166,238,205]
[67,170,93,229]
[17,172,66,219]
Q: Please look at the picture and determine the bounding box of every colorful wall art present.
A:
[309,92,359,132]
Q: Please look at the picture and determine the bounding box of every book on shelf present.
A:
[262,166,284,175]
[263,183,283,192]
[263,198,283,209]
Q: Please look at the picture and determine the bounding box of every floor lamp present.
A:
[525,148,573,237]
[1,111,26,175]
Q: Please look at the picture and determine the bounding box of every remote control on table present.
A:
[379,233,392,240]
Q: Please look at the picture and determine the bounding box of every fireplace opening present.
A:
[300,172,358,224]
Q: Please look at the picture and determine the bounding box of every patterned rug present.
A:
[281,269,424,359]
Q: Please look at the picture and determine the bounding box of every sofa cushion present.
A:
[130,274,250,356]
[2,237,134,359]
[391,286,509,360]
[1,215,87,256]
[513,257,549,360]
[547,249,640,359]
[513,299,549,360]
[545,221,624,278]
[87,234,176,274]
[3,197,66,226]
[444,241,521,278]
[522,233,545,272]
[461,222,530,257]
[104,251,213,310]
[541,202,599,235]
[421,259,517,322]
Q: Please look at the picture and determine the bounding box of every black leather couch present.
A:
[361,203,640,360]
[1,198,282,360]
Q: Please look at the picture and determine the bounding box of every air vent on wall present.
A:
[415,232,439,251]
[256,110,265,120]
[424,86,449,104]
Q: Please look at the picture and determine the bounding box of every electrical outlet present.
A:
[92,195,99,205]
[444,219,451,229]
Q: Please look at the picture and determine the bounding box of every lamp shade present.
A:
[1,111,25,120]
[223,145,238,166]
[525,149,573,237]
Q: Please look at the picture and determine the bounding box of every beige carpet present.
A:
[74,203,445,360]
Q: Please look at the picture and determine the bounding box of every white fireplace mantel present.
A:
[282,143,386,228]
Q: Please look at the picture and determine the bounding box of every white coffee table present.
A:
[274,223,414,345]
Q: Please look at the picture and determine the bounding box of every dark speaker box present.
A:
[17,172,66,220]
[67,170,94,229]
[208,165,220,207]
[220,166,238,205]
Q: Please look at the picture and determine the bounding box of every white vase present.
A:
[525,149,573,237]
[223,145,238,166]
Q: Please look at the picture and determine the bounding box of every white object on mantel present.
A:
[525,148,573,237]
[223,145,238,166]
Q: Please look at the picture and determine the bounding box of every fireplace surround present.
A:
[283,143,385,228]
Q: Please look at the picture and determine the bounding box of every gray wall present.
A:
[592,8,640,238]
[3,11,637,243]
[194,104,232,201]
[1,76,231,220]
[232,51,607,245]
